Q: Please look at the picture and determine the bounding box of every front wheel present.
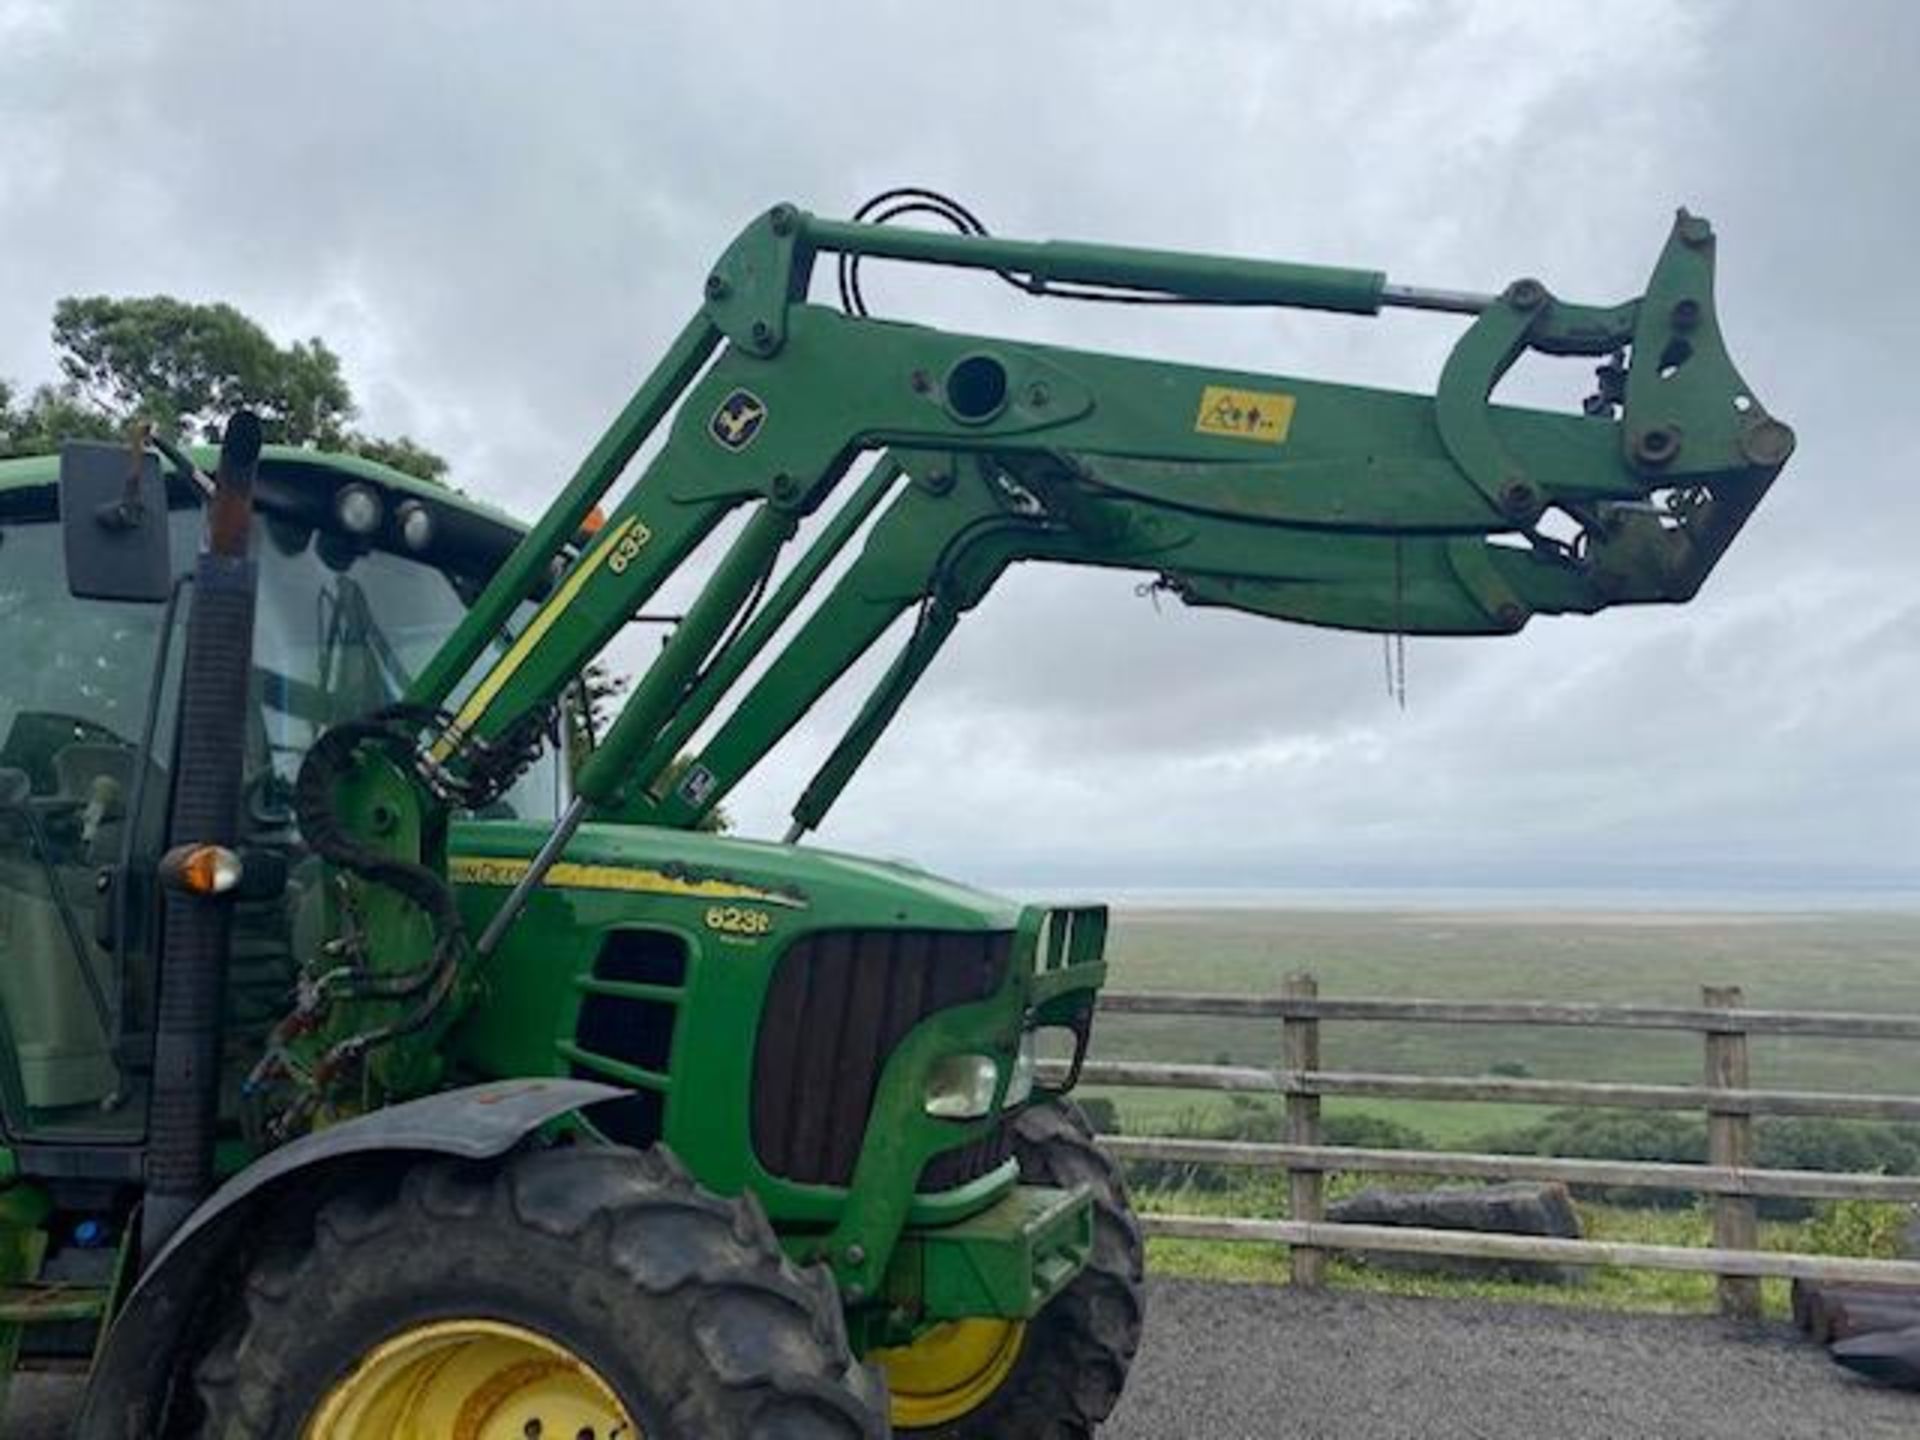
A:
[879,1099,1146,1437]
[192,1144,890,1440]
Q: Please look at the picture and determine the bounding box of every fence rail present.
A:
[1098,990,1920,1040]
[1057,977,1920,1316]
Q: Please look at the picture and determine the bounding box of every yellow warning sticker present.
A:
[1194,385,1296,444]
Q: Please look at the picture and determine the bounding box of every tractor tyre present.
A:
[190,1143,890,1440]
[883,1098,1145,1437]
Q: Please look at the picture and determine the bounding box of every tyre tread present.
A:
[190,1143,888,1439]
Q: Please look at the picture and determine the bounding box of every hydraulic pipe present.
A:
[628,456,904,802]
[785,603,959,841]
[1379,282,1497,315]
[572,502,797,805]
[474,793,589,958]
[802,216,1389,316]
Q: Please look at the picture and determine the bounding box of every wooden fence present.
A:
[1053,977,1920,1317]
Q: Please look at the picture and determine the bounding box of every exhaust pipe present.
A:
[140,411,262,1256]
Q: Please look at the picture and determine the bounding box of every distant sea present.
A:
[1000,884,1920,913]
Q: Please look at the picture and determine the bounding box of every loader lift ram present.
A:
[0,191,1788,1437]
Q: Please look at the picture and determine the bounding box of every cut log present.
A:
[1832,1323,1920,1390]
[1325,1181,1584,1285]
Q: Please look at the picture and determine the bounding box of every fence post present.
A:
[1283,972,1326,1288]
[1704,984,1761,1320]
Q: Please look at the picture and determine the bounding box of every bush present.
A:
[1322,1113,1433,1152]
[1802,1198,1910,1259]
[1471,1110,1920,1219]
[1757,1118,1920,1176]
[1120,1101,1432,1195]
[1077,1096,1121,1136]
[1472,1110,1707,1210]
[1752,1119,1920,1219]
[1121,1106,1240,1194]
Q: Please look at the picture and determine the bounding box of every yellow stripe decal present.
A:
[449,854,809,909]
[437,516,644,756]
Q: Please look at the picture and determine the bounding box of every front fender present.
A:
[77,1078,623,1440]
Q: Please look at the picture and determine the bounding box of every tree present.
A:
[0,374,118,453]
[0,295,445,481]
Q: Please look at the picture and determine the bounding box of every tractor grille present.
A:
[569,929,685,1150]
[752,928,1011,1187]
[917,1118,1016,1193]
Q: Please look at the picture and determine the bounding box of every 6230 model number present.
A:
[704,904,773,937]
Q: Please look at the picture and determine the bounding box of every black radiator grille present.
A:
[917,1118,1016,1193]
[570,929,685,1150]
[753,928,1011,1187]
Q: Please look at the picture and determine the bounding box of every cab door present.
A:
[0,479,188,1142]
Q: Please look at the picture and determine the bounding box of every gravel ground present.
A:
[1106,1279,1920,1439]
[10,1278,1918,1438]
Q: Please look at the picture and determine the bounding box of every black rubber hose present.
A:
[291,706,466,1003]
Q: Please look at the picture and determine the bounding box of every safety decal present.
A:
[1194,385,1296,444]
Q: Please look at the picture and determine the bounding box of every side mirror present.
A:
[60,441,174,603]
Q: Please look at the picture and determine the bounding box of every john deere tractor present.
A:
[0,191,1789,1437]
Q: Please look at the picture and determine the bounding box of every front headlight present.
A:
[923,1054,999,1119]
[1006,1031,1038,1108]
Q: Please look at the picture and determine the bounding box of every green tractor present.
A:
[0,192,1788,1437]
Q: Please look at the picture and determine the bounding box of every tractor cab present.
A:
[0,447,561,1151]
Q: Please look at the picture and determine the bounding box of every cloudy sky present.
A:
[2,1,1913,896]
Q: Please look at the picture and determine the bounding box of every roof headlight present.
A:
[336,483,384,536]
[396,499,434,552]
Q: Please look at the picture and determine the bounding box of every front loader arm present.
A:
[398,198,1788,914]
[258,199,1790,1130]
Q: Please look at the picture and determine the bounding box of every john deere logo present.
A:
[709,389,768,451]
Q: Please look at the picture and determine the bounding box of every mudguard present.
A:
[75,1077,623,1440]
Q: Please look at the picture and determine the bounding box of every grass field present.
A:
[1084,903,1920,1309]
[1086,906,1920,1142]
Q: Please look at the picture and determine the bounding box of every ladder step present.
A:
[0,1282,109,1324]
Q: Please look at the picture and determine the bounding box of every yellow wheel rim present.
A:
[303,1318,639,1440]
[875,1318,1027,1429]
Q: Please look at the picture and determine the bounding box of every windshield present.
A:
[252,517,563,823]
[0,495,562,824]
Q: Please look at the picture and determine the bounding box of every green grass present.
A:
[1086,1090,1548,1148]
[1132,1179,1907,1318]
